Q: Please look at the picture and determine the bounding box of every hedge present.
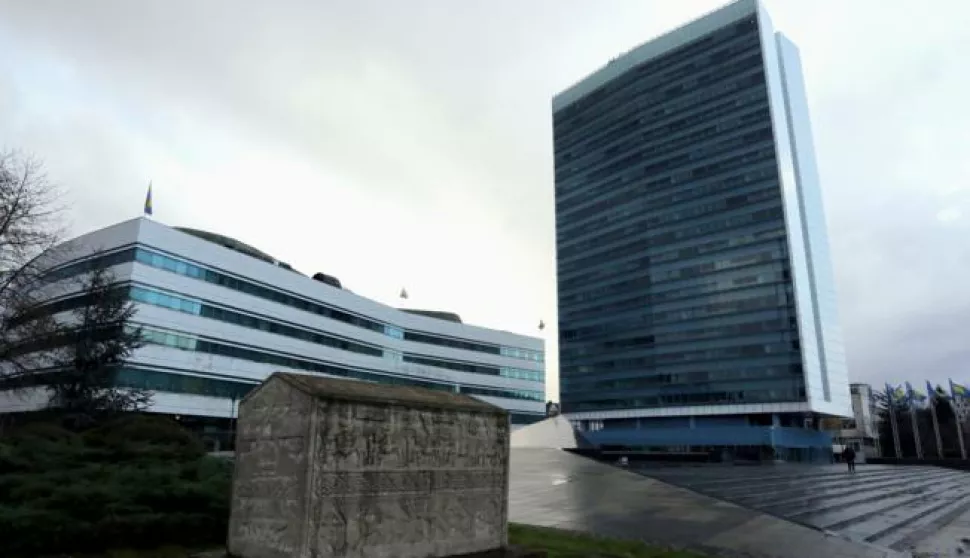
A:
[0,416,232,557]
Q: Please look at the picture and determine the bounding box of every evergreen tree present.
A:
[47,264,150,428]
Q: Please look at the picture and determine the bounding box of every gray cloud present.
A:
[2,0,969,399]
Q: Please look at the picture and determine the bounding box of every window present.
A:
[45,247,546,363]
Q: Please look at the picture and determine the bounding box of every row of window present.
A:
[559,158,781,272]
[44,247,543,363]
[562,285,794,330]
[561,363,804,392]
[117,367,545,425]
[558,82,770,197]
[401,355,543,383]
[555,17,758,137]
[558,83,770,192]
[560,303,797,349]
[557,206,786,291]
[556,151,776,243]
[36,285,542,387]
[559,16,759,122]
[557,339,800,376]
[130,286,542,384]
[555,33,763,157]
[653,247,784,288]
[137,326,544,402]
[562,326,796,362]
[562,386,807,413]
[130,286,386,358]
[559,260,791,331]
[556,85,769,192]
[558,179,779,262]
[556,81,767,190]
[559,255,788,324]
[557,219,785,300]
[565,378,806,404]
[561,258,786,315]
[562,317,795,358]
[562,349,802,379]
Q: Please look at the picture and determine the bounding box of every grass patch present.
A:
[509,523,707,558]
[59,525,707,558]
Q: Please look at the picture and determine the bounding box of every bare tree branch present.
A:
[0,150,69,391]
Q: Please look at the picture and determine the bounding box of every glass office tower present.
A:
[553,0,851,461]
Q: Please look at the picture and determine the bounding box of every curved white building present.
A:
[3,218,546,443]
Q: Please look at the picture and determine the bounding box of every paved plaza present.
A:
[633,461,970,553]
[509,448,910,558]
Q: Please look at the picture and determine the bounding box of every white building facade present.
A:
[831,383,879,458]
[1,218,546,440]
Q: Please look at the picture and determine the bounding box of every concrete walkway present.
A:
[508,449,910,558]
[910,505,970,557]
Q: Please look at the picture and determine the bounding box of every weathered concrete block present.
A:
[228,372,510,558]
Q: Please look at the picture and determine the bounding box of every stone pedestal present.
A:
[228,372,510,558]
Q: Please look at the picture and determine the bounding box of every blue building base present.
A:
[580,424,834,464]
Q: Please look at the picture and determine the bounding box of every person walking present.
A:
[843,446,857,473]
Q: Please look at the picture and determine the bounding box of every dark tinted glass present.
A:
[554,17,806,413]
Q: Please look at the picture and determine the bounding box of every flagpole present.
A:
[950,399,967,460]
[929,387,944,459]
[950,380,967,460]
[887,385,902,459]
[908,388,924,459]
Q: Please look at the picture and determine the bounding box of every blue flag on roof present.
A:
[144,182,153,216]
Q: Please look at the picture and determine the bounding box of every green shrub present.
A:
[0,416,232,557]
[83,415,206,460]
[0,422,86,474]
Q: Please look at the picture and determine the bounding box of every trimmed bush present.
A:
[83,415,206,460]
[0,416,231,557]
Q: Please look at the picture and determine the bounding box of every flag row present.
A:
[885,379,969,405]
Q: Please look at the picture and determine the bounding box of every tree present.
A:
[47,263,151,429]
[0,150,65,387]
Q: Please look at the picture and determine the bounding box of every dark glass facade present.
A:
[555,15,808,414]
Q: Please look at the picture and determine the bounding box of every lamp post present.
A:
[229,393,238,452]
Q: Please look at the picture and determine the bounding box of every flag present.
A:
[887,383,906,403]
[144,182,153,216]
[905,382,926,458]
[951,380,969,399]
[928,380,944,399]
[907,382,927,403]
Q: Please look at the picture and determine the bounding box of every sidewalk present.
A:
[909,505,970,557]
[509,449,910,558]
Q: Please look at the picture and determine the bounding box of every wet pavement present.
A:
[630,461,970,555]
[509,448,908,558]
[909,505,970,557]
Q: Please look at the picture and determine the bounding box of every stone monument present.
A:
[227,372,511,558]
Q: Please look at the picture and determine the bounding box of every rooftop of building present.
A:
[173,225,465,325]
[552,0,760,111]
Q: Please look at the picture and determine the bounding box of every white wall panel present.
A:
[134,220,542,351]
[130,342,543,392]
[0,217,546,421]
[128,263,542,373]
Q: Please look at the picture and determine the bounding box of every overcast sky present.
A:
[2,0,969,400]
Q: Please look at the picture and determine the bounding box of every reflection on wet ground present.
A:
[630,461,970,554]
[509,448,907,558]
